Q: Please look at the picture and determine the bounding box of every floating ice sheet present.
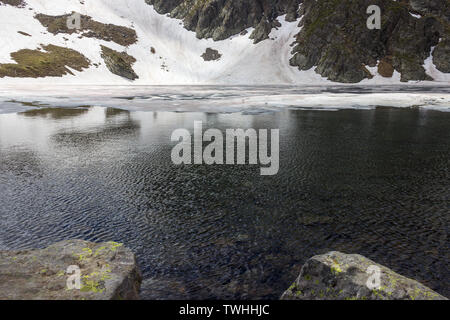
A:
[0,85,449,114]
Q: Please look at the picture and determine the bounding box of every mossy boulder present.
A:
[281,251,447,300]
[0,240,142,300]
[100,45,139,80]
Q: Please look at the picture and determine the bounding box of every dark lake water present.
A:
[0,105,448,299]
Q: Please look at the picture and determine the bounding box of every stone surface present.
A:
[0,239,142,300]
[35,13,138,47]
[377,56,394,78]
[0,0,26,7]
[290,0,449,82]
[201,47,222,61]
[433,39,450,73]
[281,251,447,300]
[145,0,302,42]
[100,45,139,80]
[249,18,273,43]
[146,0,449,82]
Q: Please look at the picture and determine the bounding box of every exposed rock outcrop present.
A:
[0,240,142,300]
[0,44,90,78]
[0,0,26,7]
[281,251,447,300]
[201,47,222,61]
[146,0,449,83]
[290,0,449,82]
[249,18,273,43]
[35,13,138,47]
[433,39,450,73]
[100,45,139,80]
[145,0,302,42]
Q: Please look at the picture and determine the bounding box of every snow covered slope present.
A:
[0,0,449,85]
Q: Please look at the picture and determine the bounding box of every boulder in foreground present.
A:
[281,251,447,300]
[0,240,142,300]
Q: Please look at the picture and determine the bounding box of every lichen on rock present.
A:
[0,240,142,300]
[281,251,447,300]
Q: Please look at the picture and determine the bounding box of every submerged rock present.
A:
[0,240,142,300]
[281,251,447,300]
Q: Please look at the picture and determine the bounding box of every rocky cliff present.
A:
[290,0,450,82]
[0,0,448,84]
[146,0,450,83]
[146,0,302,42]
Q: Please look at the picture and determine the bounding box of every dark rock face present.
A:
[409,0,450,20]
[147,0,449,83]
[290,0,449,82]
[249,18,273,43]
[100,45,139,80]
[145,0,302,42]
[201,48,222,61]
[0,0,26,7]
[433,39,450,73]
[282,251,447,300]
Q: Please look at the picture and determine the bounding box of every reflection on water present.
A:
[20,107,90,119]
[0,106,449,299]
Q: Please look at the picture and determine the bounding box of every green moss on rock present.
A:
[281,251,447,300]
[35,13,137,47]
[100,45,139,80]
[0,44,90,78]
[0,240,142,300]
